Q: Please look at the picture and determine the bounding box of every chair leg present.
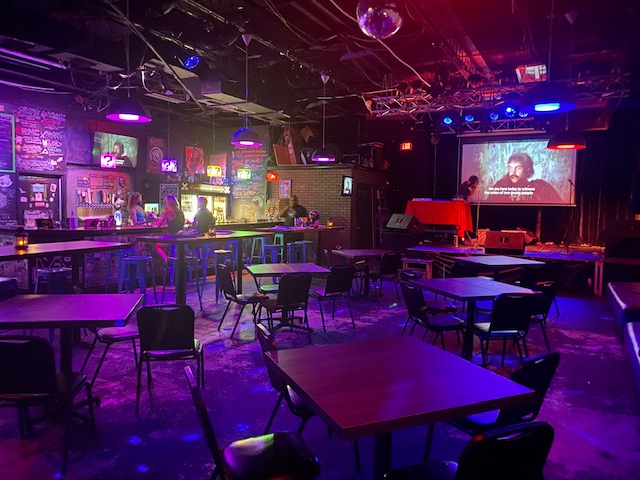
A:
[346,297,355,328]
[135,358,143,417]
[553,297,560,316]
[81,335,99,372]
[264,393,283,434]
[401,316,410,336]
[501,339,508,367]
[318,299,327,332]
[230,304,247,339]
[90,343,112,387]
[297,416,310,436]
[393,281,401,303]
[353,439,361,473]
[218,300,232,331]
[440,331,446,349]
[479,335,488,365]
[521,337,529,358]
[424,423,435,462]
[131,339,139,367]
[540,321,551,351]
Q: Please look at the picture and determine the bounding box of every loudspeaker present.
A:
[386,214,423,234]
[484,231,526,255]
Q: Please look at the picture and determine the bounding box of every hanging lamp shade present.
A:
[520,83,577,115]
[547,129,586,150]
[231,127,262,147]
[105,97,152,123]
[311,146,335,163]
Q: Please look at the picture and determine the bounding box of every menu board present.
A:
[14,106,66,173]
[0,113,16,173]
[230,146,267,221]
[64,119,93,165]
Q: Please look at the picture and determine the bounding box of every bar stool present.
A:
[225,239,239,270]
[119,256,158,304]
[295,240,316,263]
[35,267,72,294]
[273,233,284,245]
[162,256,203,310]
[105,247,137,293]
[196,242,218,285]
[286,242,302,263]
[250,237,266,264]
[263,244,284,263]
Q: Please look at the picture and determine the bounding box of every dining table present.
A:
[410,276,534,360]
[0,293,143,372]
[135,230,272,304]
[245,262,330,278]
[265,336,534,479]
[331,249,391,296]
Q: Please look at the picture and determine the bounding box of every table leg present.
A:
[60,329,73,372]
[462,300,477,360]
[175,244,187,304]
[594,259,603,296]
[373,432,392,480]
[236,240,244,293]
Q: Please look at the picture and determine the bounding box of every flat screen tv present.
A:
[92,132,139,168]
[460,136,577,206]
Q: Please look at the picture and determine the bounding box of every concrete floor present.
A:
[0,276,638,479]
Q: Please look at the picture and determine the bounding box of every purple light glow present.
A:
[106,112,151,123]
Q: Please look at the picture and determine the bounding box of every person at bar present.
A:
[156,195,185,261]
[279,195,308,227]
[128,192,146,225]
[192,196,215,234]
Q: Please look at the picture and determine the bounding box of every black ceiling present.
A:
[0,0,637,128]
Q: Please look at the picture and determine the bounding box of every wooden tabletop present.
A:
[331,249,390,260]
[457,255,545,267]
[265,336,534,439]
[257,226,344,232]
[0,240,132,261]
[246,263,330,277]
[408,245,486,255]
[410,276,533,301]
[0,294,144,328]
[135,230,271,245]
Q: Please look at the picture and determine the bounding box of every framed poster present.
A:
[146,136,166,174]
[341,175,353,196]
[185,145,205,176]
[279,179,291,198]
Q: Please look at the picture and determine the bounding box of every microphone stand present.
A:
[562,179,576,255]
[471,186,481,249]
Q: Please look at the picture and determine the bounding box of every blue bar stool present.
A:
[273,233,284,245]
[119,256,158,304]
[197,242,218,285]
[105,247,137,293]
[262,244,284,263]
[286,242,303,263]
[225,239,239,270]
[250,237,266,264]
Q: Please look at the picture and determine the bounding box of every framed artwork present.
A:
[279,179,291,198]
[185,145,205,175]
[146,136,166,174]
[341,175,353,196]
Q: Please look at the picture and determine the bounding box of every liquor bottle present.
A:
[114,209,122,226]
[69,211,77,229]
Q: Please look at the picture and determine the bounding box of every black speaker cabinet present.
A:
[386,214,423,234]
[484,231,526,255]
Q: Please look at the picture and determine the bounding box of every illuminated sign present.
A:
[161,158,178,172]
[207,165,223,177]
[266,171,279,182]
[100,153,116,169]
[237,168,252,180]
[400,142,413,151]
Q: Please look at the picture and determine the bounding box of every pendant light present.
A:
[105,0,151,123]
[520,0,576,116]
[231,34,262,147]
[312,73,335,163]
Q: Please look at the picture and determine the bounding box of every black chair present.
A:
[368,251,403,302]
[399,281,463,349]
[261,273,313,340]
[0,336,96,476]
[256,324,361,473]
[217,263,267,338]
[424,352,560,461]
[136,304,204,417]
[309,264,356,331]
[470,293,539,366]
[530,281,556,351]
[184,366,321,480]
[388,421,554,480]
[81,325,139,387]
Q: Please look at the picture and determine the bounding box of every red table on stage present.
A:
[405,200,472,238]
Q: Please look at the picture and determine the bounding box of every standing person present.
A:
[279,195,308,227]
[156,195,185,261]
[192,196,215,234]
[128,192,146,225]
[458,175,479,201]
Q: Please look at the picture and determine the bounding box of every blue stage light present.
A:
[504,106,517,118]
[183,55,200,70]
[442,116,454,125]
[518,111,529,118]
[464,114,475,122]
[489,112,499,121]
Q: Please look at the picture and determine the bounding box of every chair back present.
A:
[489,293,537,333]
[256,324,286,393]
[0,336,58,395]
[184,366,223,468]
[325,265,356,295]
[455,421,554,480]
[379,252,402,276]
[137,305,196,353]
[530,281,556,318]
[400,281,426,318]
[217,263,237,300]
[275,273,312,310]
[451,261,479,278]
[496,352,560,425]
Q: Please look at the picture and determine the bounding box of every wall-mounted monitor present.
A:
[460,136,577,206]
[341,175,353,196]
[92,132,139,168]
[161,158,178,172]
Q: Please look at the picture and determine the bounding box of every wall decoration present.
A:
[14,106,66,173]
[146,136,166,174]
[0,113,16,173]
[279,179,291,198]
[185,145,205,176]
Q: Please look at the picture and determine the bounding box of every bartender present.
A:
[279,195,308,227]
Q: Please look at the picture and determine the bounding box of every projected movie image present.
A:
[460,137,576,206]
[92,132,139,168]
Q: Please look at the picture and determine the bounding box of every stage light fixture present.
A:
[183,55,200,70]
[231,34,262,148]
[489,112,499,121]
[464,114,475,122]
[518,111,529,118]
[442,115,454,125]
[547,129,586,150]
[504,106,517,118]
[520,82,577,114]
[312,72,335,163]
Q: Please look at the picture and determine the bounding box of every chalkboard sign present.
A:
[230,146,266,221]
[0,113,15,173]
[0,173,17,225]
[14,106,66,173]
[64,119,93,165]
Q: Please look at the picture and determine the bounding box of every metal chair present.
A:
[388,421,554,480]
[261,273,312,341]
[309,265,356,331]
[530,281,556,351]
[0,336,96,476]
[136,304,204,417]
[217,263,267,338]
[80,324,139,387]
[367,251,402,302]
[184,366,321,480]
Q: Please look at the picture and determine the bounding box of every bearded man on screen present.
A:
[490,152,562,203]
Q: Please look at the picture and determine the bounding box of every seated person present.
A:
[192,196,215,235]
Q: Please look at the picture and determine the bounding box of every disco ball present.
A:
[356,0,403,40]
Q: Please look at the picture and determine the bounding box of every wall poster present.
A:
[0,113,16,173]
[279,179,291,198]
[14,106,66,173]
[146,136,166,174]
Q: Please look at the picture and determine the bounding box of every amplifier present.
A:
[484,231,526,255]
[386,214,423,234]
